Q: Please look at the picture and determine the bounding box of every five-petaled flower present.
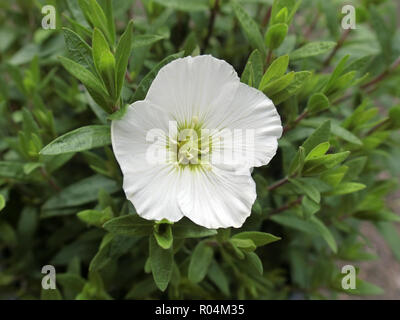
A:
[111,55,282,229]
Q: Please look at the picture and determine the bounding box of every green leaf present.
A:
[245,252,263,275]
[64,14,92,39]
[301,196,320,217]
[230,238,256,252]
[232,1,266,56]
[59,56,111,112]
[92,28,116,99]
[355,210,400,223]
[289,41,336,60]
[132,52,184,101]
[153,0,209,11]
[259,54,289,90]
[62,27,94,71]
[125,278,157,299]
[42,175,119,211]
[115,20,133,99]
[103,214,153,236]
[270,212,337,252]
[0,161,25,180]
[289,178,321,203]
[40,125,110,155]
[376,222,400,262]
[331,182,366,195]
[207,261,230,296]
[132,34,167,48]
[343,278,384,296]
[261,71,294,96]
[305,142,330,161]
[288,145,306,175]
[304,151,350,175]
[104,0,116,45]
[188,241,214,283]
[150,234,173,291]
[0,195,5,211]
[77,207,113,227]
[90,234,137,271]
[271,71,311,104]
[271,0,301,25]
[76,271,112,299]
[370,6,393,64]
[271,7,288,24]
[57,273,86,298]
[153,223,173,250]
[307,93,330,114]
[343,55,373,75]
[324,55,349,94]
[344,157,367,180]
[302,120,331,155]
[88,0,113,45]
[389,106,400,128]
[41,288,62,300]
[265,23,288,50]
[0,221,17,247]
[310,216,337,253]
[241,49,263,88]
[173,219,217,238]
[23,162,43,175]
[232,231,281,247]
[332,125,362,145]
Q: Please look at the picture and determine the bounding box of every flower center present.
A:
[169,117,212,170]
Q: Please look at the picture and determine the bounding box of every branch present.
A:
[269,196,303,215]
[203,0,219,53]
[322,29,351,68]
[267,176,290,192]
[282,110,308,135]
[261,6,272,28]
[40,167,61,192]
[361,56,400,91]
[284,56,400,134]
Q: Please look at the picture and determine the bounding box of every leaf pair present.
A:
[60,20,133,113]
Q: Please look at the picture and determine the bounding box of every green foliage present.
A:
[0,0,399,301]
[40,125,111,155]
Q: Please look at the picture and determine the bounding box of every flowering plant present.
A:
[0,0,399,300]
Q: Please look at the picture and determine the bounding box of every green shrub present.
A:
[0,0,399,300]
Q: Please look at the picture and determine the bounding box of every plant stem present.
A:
[333,56,400,104]
[361,56,400,90]
[269,196,303,215]
[282,110,308,135]
[366,118,390,136]
[267,176,290,192]
[303,12,320,40]
[322,29,351,68]
[40,167,61,192]
[261,6,272,28]
[284,56,400,135]
[265,48,273,69]
[125,70,133,83]
[203,0,219,53]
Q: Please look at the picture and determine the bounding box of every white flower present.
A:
[111,55,282,229]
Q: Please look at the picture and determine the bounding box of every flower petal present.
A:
[145,55,240,125]
[111,101,183,222]
[209,83,282,168]
[177,166,257,229]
